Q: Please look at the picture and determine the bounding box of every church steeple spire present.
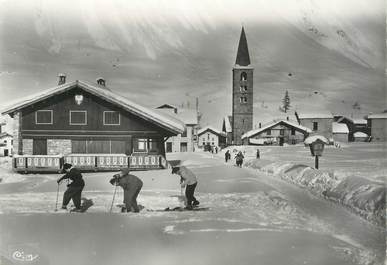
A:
[235,26,251,66]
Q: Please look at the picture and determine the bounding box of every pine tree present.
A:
[282,90,291,113]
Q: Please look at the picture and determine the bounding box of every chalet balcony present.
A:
[13,153,168,173]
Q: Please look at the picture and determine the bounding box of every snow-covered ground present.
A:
[0,149,385,265]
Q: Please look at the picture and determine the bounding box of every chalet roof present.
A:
[222,116,232,133]
[1,80,185,134]
[242,120,312,139]
[332,122,349,134]
[367,113,387,119]
[176,109,198,125]
[197,126,225,137]
[157,104,178,110]
[235,27,251,67]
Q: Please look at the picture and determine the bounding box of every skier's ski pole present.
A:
[109,184,118,213]
[54,183,60,212]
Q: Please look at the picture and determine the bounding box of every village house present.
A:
[241,119,311,146]
[0,121,13,157]
[295,111,333,139]
[1,75,185,172]
[197,126,226,149]
[221,116,233,146]
[367,113,387,141]
[353,131,369,142]
[156,104,198,153]
[333,115,368,141]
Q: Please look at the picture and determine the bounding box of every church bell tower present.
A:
[232,26,253,145]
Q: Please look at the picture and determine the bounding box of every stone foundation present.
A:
[47,139,72,155]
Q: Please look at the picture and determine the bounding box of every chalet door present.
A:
[279,137,284,146]
[33,139,47,155]
[180,142,187,152]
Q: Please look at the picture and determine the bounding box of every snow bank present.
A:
[245,158,385,226]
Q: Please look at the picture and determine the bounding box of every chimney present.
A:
[286,116,289,121]
[259,123,261,128]
[58,73,66,85]
[96,77,106,86]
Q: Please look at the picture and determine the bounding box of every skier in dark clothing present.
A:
[109,168,143,213]
[256,149,260,159]
[225,150,231,162]
[57,163,85,211]
[235,151,244,167]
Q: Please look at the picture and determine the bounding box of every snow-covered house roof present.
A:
[241,120,312,139]
[0,132,12,138]
[354,132,368,138]
[353,119,367,125]
[222,116,232,133]
[332,122,349,134]
[176,109,198,125]
[296,111,333,119]
[367,113,387,119]
[157,104,178,110]
[197,126,225,137]
[1,80,185,134]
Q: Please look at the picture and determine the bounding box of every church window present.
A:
[241,72,247,81]
[240,97,247,104]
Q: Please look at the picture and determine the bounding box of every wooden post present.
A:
[315,155,319,169]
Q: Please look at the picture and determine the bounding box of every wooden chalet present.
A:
[2,76,185,172]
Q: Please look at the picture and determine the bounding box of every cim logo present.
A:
[12,250,39,262]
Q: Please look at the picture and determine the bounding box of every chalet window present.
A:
[70,111,87,125]
[35,110,53,125]
[240,97,247,104]
[103,111,120,125]
[134,138,147,152]
[280,129,284,136]
[240,72,247,81]
[291,128,296,135]
[181,129,187,137]
[313,122,318,131]
[148,138,159,153]
[266,129,271,135]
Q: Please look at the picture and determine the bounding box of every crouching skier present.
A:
[109,168,143,213]
[172,166,199,210]
[57,163,85,212]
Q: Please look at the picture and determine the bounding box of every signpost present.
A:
[304,136,329,169]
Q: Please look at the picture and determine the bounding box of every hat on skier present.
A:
[62,163,72,171]
[171,166,180,174]
[120,168,130,175]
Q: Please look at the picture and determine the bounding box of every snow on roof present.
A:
[354,132,368,138]
[222,116,232,133]
[157,104,178,110]
[296,111,333,119]
[242,120,312,139]
[176,109,198,125]
[197,126,225,136]
[304,135,330,144]
[353,119,367,124]
[0,132,12,138]
[332,122,349,134]
[1,80,185,134]
[367,113,387,119]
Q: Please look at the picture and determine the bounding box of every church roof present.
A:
[235,27,251,66]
